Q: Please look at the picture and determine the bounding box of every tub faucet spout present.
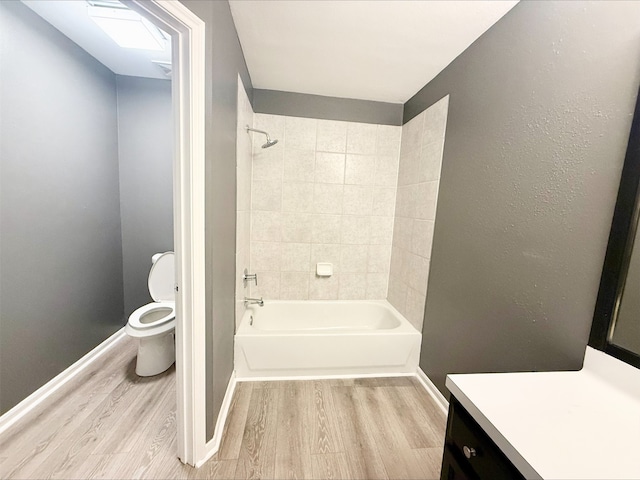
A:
[244,296,264,307]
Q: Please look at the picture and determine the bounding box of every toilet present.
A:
[125,251,176,376]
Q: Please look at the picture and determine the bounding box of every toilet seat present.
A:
[126,301,175,338]
[128,301,175,329]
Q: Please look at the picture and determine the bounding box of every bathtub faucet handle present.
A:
[244,297,264,307]
[243,268,258,287]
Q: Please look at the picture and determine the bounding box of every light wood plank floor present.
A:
[0,337,447,479]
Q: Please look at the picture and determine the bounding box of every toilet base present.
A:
[135,331,175,376]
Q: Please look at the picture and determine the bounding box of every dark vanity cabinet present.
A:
[440,398,524,480]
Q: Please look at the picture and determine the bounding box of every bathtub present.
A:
[234,300,421,378]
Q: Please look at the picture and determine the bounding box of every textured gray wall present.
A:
[179,0,253,440]
[116,75,173,317]
[405,1,640,395]
[253,89,403,126]
[0,1,124,413]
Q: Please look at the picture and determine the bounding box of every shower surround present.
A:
[244,96,448,337]
[388,96,449,331]
[249,114,402,301]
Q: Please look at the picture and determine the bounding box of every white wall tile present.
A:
[367,244,392,273]
[375,154,399,187]
[339,273,366,300]
[422,124,444,151]
[418,141,443,183]
[397,149,421,186]
[251,271,281,300]
[387,276,408,317]
[415,181,438,220]
[346,122,377,155]
[280,272,310,300]
[254,112,285,133]
[237,168,251,212]
[411,220,435,259]
[282,182,314,213]
[343,185,373,215]
[311,214,342,244]
[340,244,368,273]
[251,242,281,271]
[421,96,449,148]
[407,253,430,293]
[250,114,402,301]
[314,183,344,214]
[370,216,394,245]
[281,242,311,272]
[389,246,406,280]
[251,211,282,242]
[285,116,317,150]
[372,187,396,217]
[406,287,426,331]
[376,125,402,157]
[284,149,315,183]
[281,213,313,243]
[236,210,249,255]
[252,145,283,181]
[392,216,413,251]
[315,152,345,184]
[317,119,347,153]
[366,273,388,299]
[341,215,371,245]
[345,154,375,185]
[309,273,339,300]
[400,112,424,156]
[252,179,282,211]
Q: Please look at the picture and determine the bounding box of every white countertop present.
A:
[446,347,640,480]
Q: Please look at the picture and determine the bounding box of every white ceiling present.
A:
[22,0,171,80]
[229,0,518,104]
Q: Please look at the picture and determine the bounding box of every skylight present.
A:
[87,3,166,51]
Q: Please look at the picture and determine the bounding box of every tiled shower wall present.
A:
[249,114,401,300]
[388,96,449,331]
[235,77,253,327]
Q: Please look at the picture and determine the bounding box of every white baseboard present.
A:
[235,371,415,383]
[196,371,237,468]
[415,368,449,414]
[0,327,127,437]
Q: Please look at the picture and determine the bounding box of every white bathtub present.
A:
[234,300,421,378]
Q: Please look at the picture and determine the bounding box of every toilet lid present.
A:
[148,252,175,302]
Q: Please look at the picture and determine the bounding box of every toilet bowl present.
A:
[126,251,176,376]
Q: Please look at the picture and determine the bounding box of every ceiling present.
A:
[229,0,518,104]
[22,0,171,80]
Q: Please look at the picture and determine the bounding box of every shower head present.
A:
[246,126,279,149]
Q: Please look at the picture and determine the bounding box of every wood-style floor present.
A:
[0,337,447,479]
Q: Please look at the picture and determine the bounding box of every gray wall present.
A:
[253,89,403,126]
[179,0,253,440]
[0,1,124,413]
[116,75,173,317]
[406,1,640,395]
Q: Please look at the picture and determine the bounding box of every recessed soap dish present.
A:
[316,263,333,277]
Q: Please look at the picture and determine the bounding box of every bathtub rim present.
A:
[236,299,419,336]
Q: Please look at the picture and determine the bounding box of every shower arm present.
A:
[246,126,272,141]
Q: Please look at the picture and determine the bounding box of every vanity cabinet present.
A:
[440,397,524,480]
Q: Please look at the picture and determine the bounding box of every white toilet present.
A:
[125,251,176,376]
